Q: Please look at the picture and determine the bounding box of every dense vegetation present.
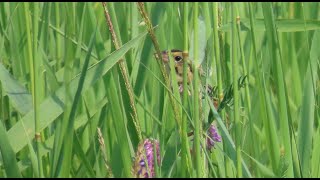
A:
[0,2,319,178]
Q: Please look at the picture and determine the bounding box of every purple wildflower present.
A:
[206,124,222,151]
[133,138,161,178]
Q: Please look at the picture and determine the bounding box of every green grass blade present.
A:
[243,152,276,178]
[262,2,293,177]
[297,30,319,178]
[5,30,148,154]
[73,132,96,177]
[220,19,320,32]
[1,2,320,178]
[0,63,32,115]
[55,12,95,177]
[206,95,252,177]
[192,2,202,177]
[247,2,280,176]
[0,122,22,178]
[133,3,166,98]
[311,128,320,177]
[231,3,242,177]
[181,2,192,177]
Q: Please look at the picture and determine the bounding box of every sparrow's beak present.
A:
[154,50,169,63]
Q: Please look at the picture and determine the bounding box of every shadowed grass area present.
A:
[0,2,319,178]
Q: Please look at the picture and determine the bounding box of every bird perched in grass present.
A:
[155,49,216,100]
[156,49,246,111]
[155,49,196,93]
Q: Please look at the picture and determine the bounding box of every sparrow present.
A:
[155,49,195,93]
[155,49,222,130]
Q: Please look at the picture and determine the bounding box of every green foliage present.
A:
[0,2,319,178]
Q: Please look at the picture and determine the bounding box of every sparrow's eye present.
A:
[174,56,182,62]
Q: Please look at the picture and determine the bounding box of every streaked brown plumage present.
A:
[155,49,200,93]
[156,49,193,85]
[156,49,223,137]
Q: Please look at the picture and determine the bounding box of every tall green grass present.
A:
[0,2,319,178]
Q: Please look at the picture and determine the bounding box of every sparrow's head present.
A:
[158,49,184,64]
[154,49,193,86]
